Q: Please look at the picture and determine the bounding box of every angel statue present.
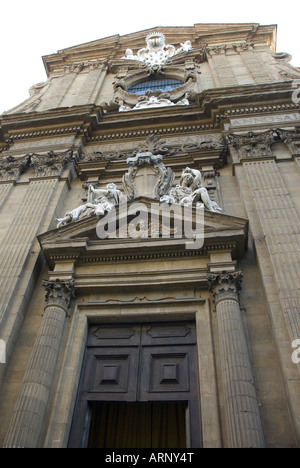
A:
[56,183,125,228]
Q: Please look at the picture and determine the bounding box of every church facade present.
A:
[0,23,300,448]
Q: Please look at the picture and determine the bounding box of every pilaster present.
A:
[228,130,300,343]
[0,149,73,324]
[206,45,238,88]
[0,155,30,210]
[228,128,300,443]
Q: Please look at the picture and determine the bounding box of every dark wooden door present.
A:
[68,321,202,448]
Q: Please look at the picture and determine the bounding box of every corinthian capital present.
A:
[227,130,277,160]
[31,148,74,178]
[207,270,243,304]
[0,155,30,181]
[42,279,76,315]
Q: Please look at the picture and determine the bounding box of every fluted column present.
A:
[208,271,265,448]
[4,279,75,448]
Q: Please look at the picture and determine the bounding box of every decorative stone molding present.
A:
[42,279,76,315]
[107,72,195,113]
[227,130,278,160]
[102,33,200,114]
[138,133,172,156]
[206,42,254,56]
[119,95,190,112]
[228,128,300,161]
[201,169,219,204]
[80,133,226,164]
[88,123,218,143]
[59,60,107,75]
[219,103,299,121]
[31,148,74,177]
[272,52,300,80]
[277,127,300,155]
[5,126,83,141]
[206,45,227,56]
[207,270,243,304]
[232,42,255,52]
[0,155,30,181]
[121,32,192,73]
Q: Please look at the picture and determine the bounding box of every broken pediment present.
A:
[38,197,248,270]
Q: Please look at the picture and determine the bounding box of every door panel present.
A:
[87,348,139,400]
[141,323,196,345]
[68,321,202,448]
[139,347,191,400]
[88,324,141,347]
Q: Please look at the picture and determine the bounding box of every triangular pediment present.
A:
[38,197,248,268]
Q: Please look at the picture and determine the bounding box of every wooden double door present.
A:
[68,321,202,448]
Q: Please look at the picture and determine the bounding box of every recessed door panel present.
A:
[141,323,196,346]
[88,348,139,400]
[140,347,191,400]
[88,324,140,347]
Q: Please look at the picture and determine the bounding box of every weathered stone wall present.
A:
[0,24,300,448]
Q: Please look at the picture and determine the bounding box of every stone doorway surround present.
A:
[3,202,253,448]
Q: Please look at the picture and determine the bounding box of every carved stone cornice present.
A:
[0,155,30,182]
[42,279,76,315]
[217,103,300,123]
[31,149,74,178]
[207,270,243,304]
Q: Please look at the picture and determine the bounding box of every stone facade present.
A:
[0,23,300,448]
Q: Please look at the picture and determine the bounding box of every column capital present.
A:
[207,270,243,304]
[31,148,74,178]
[42,278,76,315]
[227,130,277,162]
[0,155,30,182]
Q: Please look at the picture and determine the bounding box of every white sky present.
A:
[0,0,299,114]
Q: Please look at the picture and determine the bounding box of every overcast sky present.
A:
[1,0,299,114]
